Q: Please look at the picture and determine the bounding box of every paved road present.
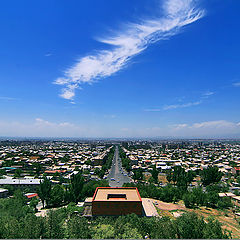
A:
[107,146,131,187]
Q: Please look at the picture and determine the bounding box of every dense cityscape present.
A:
[1,0,240,239]
[0,139,240,238]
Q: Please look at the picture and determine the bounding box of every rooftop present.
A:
[0,188,8,193]
[0,178,41,185]
[93,187,142,202]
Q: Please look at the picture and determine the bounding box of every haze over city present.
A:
[0,0,240,138]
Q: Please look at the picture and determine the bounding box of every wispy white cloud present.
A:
[172,120,237,130]
[169,120,240,137]
[104,114,117,119]
[233,82,240,87]
[35,118,74,128]
[172,123,189,130]
[163,100,202,110]
[145,89,215,112]
[191,120,235,129]
[144,108,162,112]
[202,91,214,98]
[116,120,240,138]
[54,0,204,100]
[0,96,19,101]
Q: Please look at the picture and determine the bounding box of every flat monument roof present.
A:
[93,187,142,202]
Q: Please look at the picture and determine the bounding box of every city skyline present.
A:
[0,0,240,138]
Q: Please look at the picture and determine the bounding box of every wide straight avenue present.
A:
[107,146,131,187]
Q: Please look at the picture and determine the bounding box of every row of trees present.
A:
[165,165,223,188]
[93,146,115,179]
[124,181,231,210]
[38,173,109,208]
[167,166,195,190]
[0,192,231,239]
[132,166,159,184]
[119,147,131,172]
[131,165,225,207]
[101,146,115,173]
[166,166,227,208]
[183,187,232,209]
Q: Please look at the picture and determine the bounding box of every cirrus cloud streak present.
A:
[54,0,204,100]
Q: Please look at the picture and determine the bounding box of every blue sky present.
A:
[0,0,240,138]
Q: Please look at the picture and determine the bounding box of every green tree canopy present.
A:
[167,166,195,190]
[68,172,85,203]
[49,185,64,207]
[66,216,91,239]
[133,169,143,181]
[200,166,223,186]
[151,166,159,184]
[92,224,115,239]
[37,176,52,208]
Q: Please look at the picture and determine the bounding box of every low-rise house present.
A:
[24,193,39,201]
[0,188,8,198]
[218,192,236,198]
[232,196,240,207]
[0,178,40,191]
[232,167,240,175]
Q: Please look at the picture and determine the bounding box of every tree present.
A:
[81,180,109,199]
[217,197,233,209]
[0,169,6,177]
[148,176,155,184]
[66,216,91,239]
[113,214,143,238]
[192,187,207,206]
[20,214,44,239]
[151,166,159,184]
[92,224,115,239]
[149,217,176,239]
[133,169,143,181]
[68,173,84,203]
[206,191,219,208]
[98,169,105,179]
[0,216,22,238]
[85,159,92,165]
[203,217,231,239]
[37,176,52,208]
[14,168,22,178]
[43,210,65,239]
[117,223,142,239]
[160,184,181,202]
[29,197,39,213]
[167,166,194,190]
[206,183,228,193]
[49,185,64,207]
[200,166,223,186]
[175,212,205,239]
[119,147,131,172]
[94,168,105,179]
[33,162,42,176]
[183,192,196,208]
